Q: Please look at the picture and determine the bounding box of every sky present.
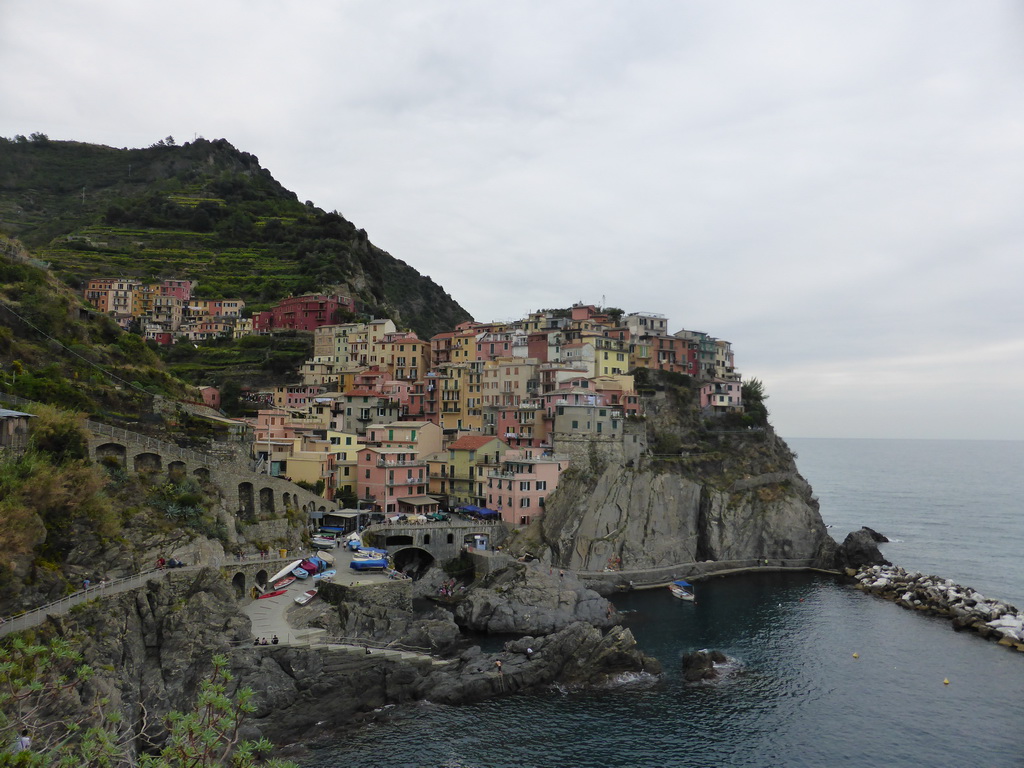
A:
[1,1,1023,441]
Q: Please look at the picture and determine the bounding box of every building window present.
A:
[536,481,547,491]
[520,497,530,508]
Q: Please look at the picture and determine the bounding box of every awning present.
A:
[398,496,439,507]
[318,526,346,532]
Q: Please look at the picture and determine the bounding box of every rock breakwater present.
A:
[852,564,1024,652]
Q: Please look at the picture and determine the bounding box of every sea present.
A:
[304,439,1024,768]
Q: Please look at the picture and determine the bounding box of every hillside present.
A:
[0,134,472,338]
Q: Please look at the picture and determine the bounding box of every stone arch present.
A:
[238,482,255,518]
[259,487,275,516]
[231,572,246,599]
[95,442,126,467]
[423,533,431,545]
[384,534,414,547]
[447,533,454,544]
[168,460,186,479]
[392,547,434,578]
[193,467,210,481]
[133,452,162,473]
[283,492,292,510]
[255,569,269,589]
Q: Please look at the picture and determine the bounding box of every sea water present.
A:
[304,439,1024,768]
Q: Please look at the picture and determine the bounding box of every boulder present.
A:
[681,649,729,682]
[833,529,890,570]
[454,562,616,634]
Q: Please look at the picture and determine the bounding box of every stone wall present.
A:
[319,580,412,612]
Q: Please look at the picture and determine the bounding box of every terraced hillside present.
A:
[0,135,471,338]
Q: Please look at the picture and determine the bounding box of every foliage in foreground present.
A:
[0,638,294,767]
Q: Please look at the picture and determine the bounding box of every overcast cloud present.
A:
[2,1,1022,440]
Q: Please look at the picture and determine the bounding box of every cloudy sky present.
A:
[1,1,1022,441]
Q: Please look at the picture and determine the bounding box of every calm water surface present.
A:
[306,439,1024,768]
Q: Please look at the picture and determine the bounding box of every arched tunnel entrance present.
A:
[392,547,435,579]
[231,572,246,599]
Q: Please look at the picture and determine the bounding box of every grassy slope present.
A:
[0,136,472,337]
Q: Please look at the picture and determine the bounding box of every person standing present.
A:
[11,729,30,753]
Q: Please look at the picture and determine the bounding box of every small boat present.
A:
[258,588,287,600]
[294,589,318,605]
[350,558,387,571]
[669,580,695,601]
[292,566,310,579]
[273,576,296,589]
[269,559,304,583]
[312,568,336,581]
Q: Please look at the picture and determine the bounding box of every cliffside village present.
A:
[80,280,745,525]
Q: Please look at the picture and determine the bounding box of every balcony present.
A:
[377,459,427,468]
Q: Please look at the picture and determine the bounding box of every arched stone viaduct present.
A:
[363,521,508,571]
[85,421,330,522]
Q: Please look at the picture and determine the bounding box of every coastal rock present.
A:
[681,649,728,682]
[453,562,616,634]
[860,526,889,543]
[834,529,890,570]
[852,564,1024,650]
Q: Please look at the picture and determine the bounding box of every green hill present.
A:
[0,134,471,338]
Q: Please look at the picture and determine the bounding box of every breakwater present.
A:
[852,564,1024,652]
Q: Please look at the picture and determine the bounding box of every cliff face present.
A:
[535,381,836,574]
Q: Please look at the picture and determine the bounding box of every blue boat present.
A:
[669,580,695,601]
[350,558,387,571]
[292,566,310,579]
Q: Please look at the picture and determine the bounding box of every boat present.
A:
[294,589,318,605]
[315,550,335,564]
[669,580,695,601]
[258,588,287,600]
[350,557,388,571]
[312,568,336,581]
[273,576,296,589]
[291,566,310,579]
[269,559,304,583]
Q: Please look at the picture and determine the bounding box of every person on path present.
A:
[11,730,30,754]
[495,660,503,675]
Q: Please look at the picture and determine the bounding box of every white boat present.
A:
[269,560,304,584]
[669,580,695,601]
[294,589,318,605]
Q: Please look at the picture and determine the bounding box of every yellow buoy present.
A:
[943,678,950,685]
[852,652,859,659]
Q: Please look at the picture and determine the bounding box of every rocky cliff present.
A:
[531,379,836,574]
[46,567,656,751]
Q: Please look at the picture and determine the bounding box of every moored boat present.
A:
[273,576,296,589]
[258,588,287,599]
[312,568,336,581]
[669,580,695,601]
[294,589,318,605]
[350,557,387,571]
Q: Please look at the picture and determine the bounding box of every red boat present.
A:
[273,576,296,589]
[257,588,287,599]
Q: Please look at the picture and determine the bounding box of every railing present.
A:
[0,556,302,638]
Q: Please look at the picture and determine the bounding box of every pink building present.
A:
[485,448,570,525]
[253,294,355,333]
[357,446,438,516]
[198,386,220,409]
[700,379,743,414]
[161,279,194,301]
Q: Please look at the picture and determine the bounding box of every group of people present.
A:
[436,578,466,598]
[253,635,279,646]
[155,557,186,569]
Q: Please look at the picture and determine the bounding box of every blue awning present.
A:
[318,526,346,532]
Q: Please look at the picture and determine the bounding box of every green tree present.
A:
[0,639,295,768]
